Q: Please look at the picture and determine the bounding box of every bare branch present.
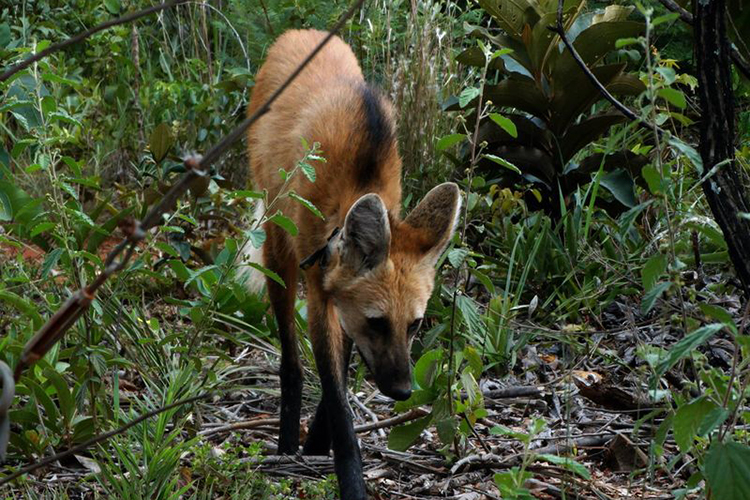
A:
[547,1,642,125]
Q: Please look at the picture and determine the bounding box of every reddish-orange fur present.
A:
[246,29,460,500]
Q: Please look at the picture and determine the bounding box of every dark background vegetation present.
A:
[1,0,750,498]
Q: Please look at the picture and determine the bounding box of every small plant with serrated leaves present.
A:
[637,302,750,500]
[493,418,590,500]
[388,344,487,459]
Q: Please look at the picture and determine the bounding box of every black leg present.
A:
[303,337,352,455]
[264,230,301,455]
[307,296,366,500]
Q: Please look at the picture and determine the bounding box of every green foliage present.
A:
[2,1,750,498]
[389,344,486,455]
[447,1,647,215]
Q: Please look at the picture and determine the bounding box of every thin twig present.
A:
[0,0,189,82]
[350,391,386,438]
[354,408,428,433]
[0,393,210,487]
[198,417,280,438]
[196,408,427,440]
[547,0,663,134]
[720,299,750,440]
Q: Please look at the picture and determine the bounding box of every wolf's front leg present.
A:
[308,293,366,500]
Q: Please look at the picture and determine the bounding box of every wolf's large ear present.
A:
[340,193,391,275]
[405,182,461,266]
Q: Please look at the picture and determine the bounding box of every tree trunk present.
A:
[694,0,750,294]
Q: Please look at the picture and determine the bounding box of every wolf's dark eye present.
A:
[407,318,423,338]
[366,316,391,336]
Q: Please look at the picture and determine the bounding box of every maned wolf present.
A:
[244,29,460,500]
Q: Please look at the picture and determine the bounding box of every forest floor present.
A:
[3,238,733,499]
[8,297,717,499]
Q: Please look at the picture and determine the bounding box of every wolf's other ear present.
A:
[340,193,391,275]
[404,182,461,266]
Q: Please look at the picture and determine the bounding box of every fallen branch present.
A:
[198,408,428,439]
[198,417,280,438]
[483,386,543,399]
[354,408,428,433]
[450,435,612,473]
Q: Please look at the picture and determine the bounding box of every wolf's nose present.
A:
[386,385,412,401]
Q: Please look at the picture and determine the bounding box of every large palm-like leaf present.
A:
[449,0,647,216]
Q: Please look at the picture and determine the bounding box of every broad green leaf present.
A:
[268,214,298,236]
[615,37,640,48]
[436,134,466,152]
[655,323,724,377]
[593,4,635,22]
[536,454,591,480]
[0,23,10,48]
[698,407,730,436]
[104,0,121,14]
[489,113,518,138]
[30,221,55,237]
[41,248,64,279]
[230,190,264,199]
[300,162,316,182]
[674,397,716,453]
[447,248,469,268]
[393,388,436,412]
[388,414,431,452]
[155,241,180,258]
[668,137,703,174]
[184,265,218,288]
[458,87,480,108]
[699,303,736,331]
[247,228,266,249]
[414,349,443,389]
[600,168,636,207]
[44,368,75,426]
[435,417,458,445]
[246,262,285,288]
[0,290,43,328]
[463,346,483,379]
[456,46,505,69]
[705,441,750,500]
[657,88,687,109]
[470,269,495,294]
[641,281,671,315]
[641,165,663,194]
[0,189,11,221]
[457,294,486,340]
[41,73,80,87]
[642,253,667,291]
[476,0,529,36]
[289,192,324,219]
[652,12,680,26]
[149,123,173,163]
[484,154,521,174]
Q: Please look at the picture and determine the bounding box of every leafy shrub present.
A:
[447,0,647,216]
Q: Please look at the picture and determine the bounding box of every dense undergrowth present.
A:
[1,0,750,498]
